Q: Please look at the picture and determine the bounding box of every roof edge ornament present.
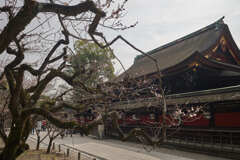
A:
[217,16,225,23]
[134,16,226,62]
[215,16,225,30]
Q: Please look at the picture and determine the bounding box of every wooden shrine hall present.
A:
[108,17,240,158]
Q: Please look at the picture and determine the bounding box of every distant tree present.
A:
[35,124,48,150]
[71,40,115,86]
[46,123,64,154]
[68,40,115,104]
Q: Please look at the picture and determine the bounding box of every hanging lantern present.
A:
[149,113,155,120]
[132,114,138,120]
[203,111,211,119]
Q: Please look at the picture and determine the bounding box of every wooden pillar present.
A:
[162,98,167,142]
[209,104,215,128]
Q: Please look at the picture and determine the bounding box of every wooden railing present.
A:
[106,125,240,157]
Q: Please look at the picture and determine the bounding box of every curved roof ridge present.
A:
[135,16,225,61]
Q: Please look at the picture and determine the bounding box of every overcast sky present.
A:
[1,0,240,75]
[107,0,240,74]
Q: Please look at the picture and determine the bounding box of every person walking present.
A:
[36,121,42,133]
[42,120,46,131]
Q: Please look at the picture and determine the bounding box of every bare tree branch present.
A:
[22,107,102,135]
[0,6,12,13]
[38,32,69,73]
[0,0,106,54]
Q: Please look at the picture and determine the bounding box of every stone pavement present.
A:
[75,142,160,160]
[29,133,161,160]
[29,132,231,160]
[28,136,160,160]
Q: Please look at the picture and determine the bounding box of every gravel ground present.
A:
[0,138,70,160]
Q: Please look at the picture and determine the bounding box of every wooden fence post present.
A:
[67,148,69,157]
[52,143,55,150]
[59,144,61,152]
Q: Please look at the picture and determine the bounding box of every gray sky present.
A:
[107,0,240,74]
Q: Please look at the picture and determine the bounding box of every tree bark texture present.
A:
[0,122,28,160]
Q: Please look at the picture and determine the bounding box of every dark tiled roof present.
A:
[117,17,227,81]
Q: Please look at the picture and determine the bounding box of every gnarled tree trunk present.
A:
[0,120,29,160]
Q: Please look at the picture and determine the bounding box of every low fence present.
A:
[28,136,107,160]
[106,125,240,159]
[166,128,240,147]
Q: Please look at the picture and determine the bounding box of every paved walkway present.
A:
[28,136,160,160]
[29,132,231,160]
[75,142,160,160]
